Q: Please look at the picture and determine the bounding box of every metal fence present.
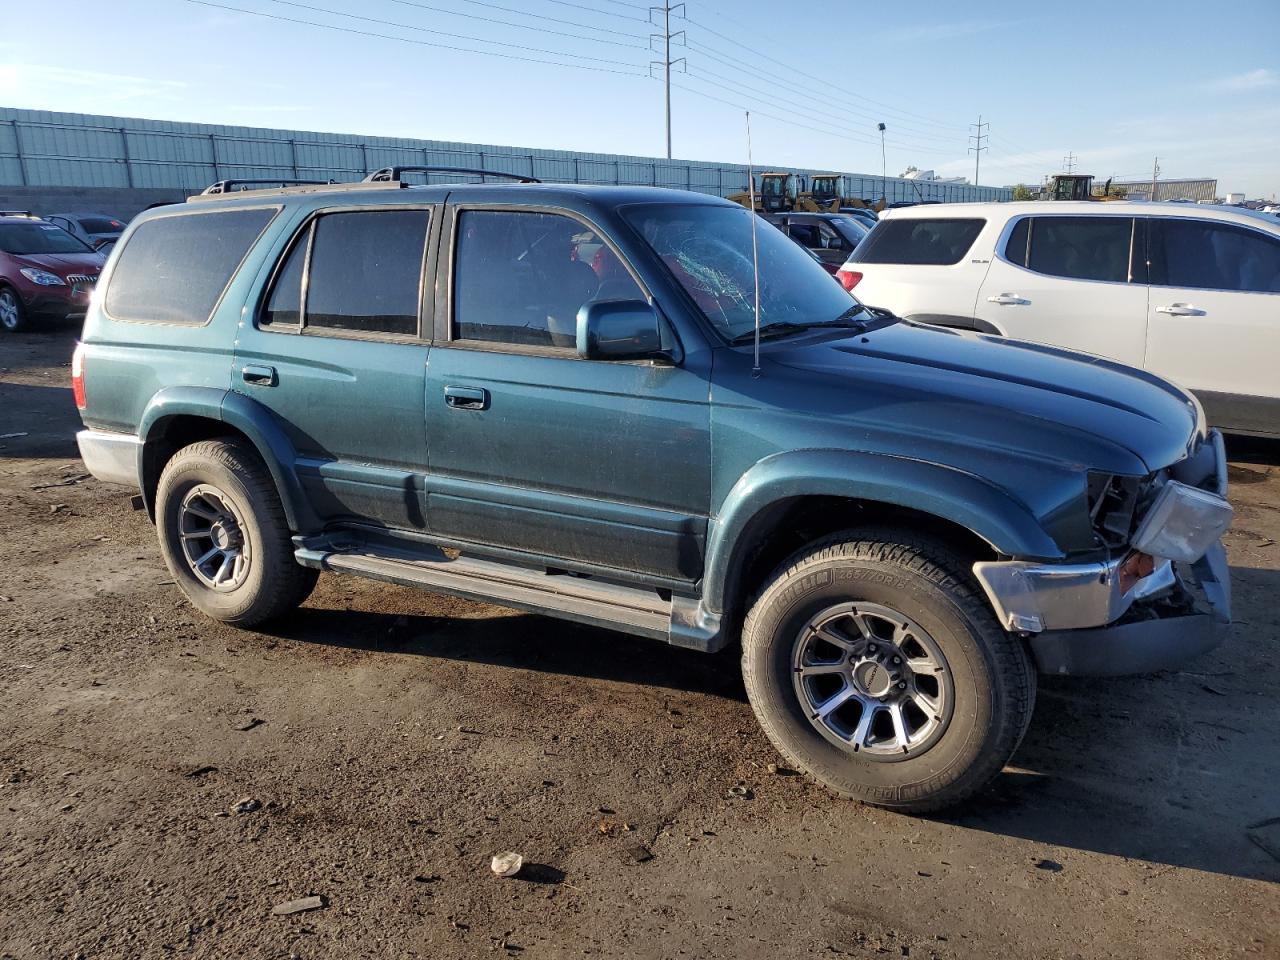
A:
[0,106,1011,204]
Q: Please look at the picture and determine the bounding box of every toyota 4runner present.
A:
[72,171,1233,812]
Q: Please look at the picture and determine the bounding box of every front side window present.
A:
[852,218,985,266]
[623,202,867,342]
[1149,219,1280,293]
[105,208,275,325]
[453,210,642,349]
[1024,216,1132,283]
[261,209,429,336]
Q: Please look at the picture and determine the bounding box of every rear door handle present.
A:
[1156,303,1205,316]
[987,294,1030,305]
[444,385,489,410]
[241,364,277,386]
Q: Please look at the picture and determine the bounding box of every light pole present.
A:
[878,122,886,202]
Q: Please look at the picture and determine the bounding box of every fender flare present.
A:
[701,448,1064,616]
[138,386,319,534]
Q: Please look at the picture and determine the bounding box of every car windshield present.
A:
[78,217,125,234]
[0,222,94,254]
[622,202,871,342]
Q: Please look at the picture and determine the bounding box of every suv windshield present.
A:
[0,221,94,255]
[623,203,870,342]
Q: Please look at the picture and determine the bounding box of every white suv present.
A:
[838,201,1280,437]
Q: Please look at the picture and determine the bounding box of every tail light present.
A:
[837,269,863,292]
[71,341,86,410]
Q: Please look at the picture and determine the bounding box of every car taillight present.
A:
[72,341,86,410]
[837,269,863,292]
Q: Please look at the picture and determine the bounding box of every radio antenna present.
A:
[745,110,762,378]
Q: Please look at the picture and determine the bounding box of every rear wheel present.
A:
[741,532,1035,813]
[156,439,317,626]
[0,287,27,332]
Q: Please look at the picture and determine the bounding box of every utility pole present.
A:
[1063,151,1077,173]
[1150,156,1160,202]
[968,115,989,186]
[649,4,686,160]
[878,122,886,200]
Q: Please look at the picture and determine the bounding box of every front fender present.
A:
[701,448,1065,615]
[139,386,319,534]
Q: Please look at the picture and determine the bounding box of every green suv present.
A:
[72,171,1232,811]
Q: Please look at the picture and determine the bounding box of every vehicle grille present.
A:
[65,274,98,285]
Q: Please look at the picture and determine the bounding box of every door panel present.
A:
[1143,217,1280,435]
[974,215,1147,365]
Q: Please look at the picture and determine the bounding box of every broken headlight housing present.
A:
[1131,480,1233,563]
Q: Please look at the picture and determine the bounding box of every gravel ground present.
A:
[1,327,1277,960]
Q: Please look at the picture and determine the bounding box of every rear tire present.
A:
[741,532,1034,813]
[156,439,318,627]
[0,287,27,332]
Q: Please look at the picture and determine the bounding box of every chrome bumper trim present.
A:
[76,429,142,487]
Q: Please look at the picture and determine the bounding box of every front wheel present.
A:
[0,287,27,332]
[741,533,1035,813]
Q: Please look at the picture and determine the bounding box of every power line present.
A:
[650,3,686,159]
[184,0,652,75]
[388,0,648,41]
[1062,151,1077,173]
[538,0,651,21]
[968,115,988,186]
[259,0,645,63]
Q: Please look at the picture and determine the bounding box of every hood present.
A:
[753,321,1199,477]
[12,251,105,275]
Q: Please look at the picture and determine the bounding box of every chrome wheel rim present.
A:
[0,291,18,330]
[792,602,954,761]
[178,484,251,592]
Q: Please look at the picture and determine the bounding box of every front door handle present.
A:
[1156,303,1206,317]
[241,364,277,386]
[444,385,489,410]
[987,294,1030,305]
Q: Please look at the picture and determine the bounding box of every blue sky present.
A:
[2,0,1278,196]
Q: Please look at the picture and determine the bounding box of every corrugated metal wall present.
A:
[1109,179,1219,203]
[0,106,1012,203]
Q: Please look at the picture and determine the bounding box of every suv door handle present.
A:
[444,385,489,410]
[241,364,277,386]
[987,294,1030,305]
[1156,303,1206,317]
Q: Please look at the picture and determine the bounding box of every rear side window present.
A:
[261,209,430,336]
[1149,219,1280,293]
[1023,216,1132,283]
[106,209,276,325]
[852,218,984,265]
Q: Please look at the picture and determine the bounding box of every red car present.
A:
[0,212,106,332]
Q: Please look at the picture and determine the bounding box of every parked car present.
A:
[74,178,1231,812]
[839,207,880,228]
[43,212,127,250]
[767,212,868,269]
[0,212,106,332]
[839,201,1280,437]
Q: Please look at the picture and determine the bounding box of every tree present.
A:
[1011,183,1035,201]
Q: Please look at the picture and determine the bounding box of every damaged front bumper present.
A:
[972,431,1232,677]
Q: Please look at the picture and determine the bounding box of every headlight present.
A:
[19,267,66,286]
[1131,480,1233,563]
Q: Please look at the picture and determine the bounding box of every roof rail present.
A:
[0,209,35,217]
[200,178,337,195]
[362,165,540,185]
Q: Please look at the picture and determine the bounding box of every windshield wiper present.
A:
[729,307,872,345]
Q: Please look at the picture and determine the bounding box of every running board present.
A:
[293,540,724,652]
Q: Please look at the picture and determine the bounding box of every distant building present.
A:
[1108,177,1218,202]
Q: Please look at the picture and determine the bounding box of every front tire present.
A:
[156,439,318,627]
[741,533,1034,813]
[0,287,27,332]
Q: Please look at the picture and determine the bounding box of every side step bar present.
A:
[294,540,724,652]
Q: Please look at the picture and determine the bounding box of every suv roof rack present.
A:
[200,178,338,196]
[0,209,35,217]
[362,165,540,185]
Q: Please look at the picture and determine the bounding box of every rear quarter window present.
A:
[105,208,277,325]
[852,218,985,265]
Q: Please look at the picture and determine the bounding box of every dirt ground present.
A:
[1,326,1277,960]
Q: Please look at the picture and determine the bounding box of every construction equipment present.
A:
[1039,174,1127,202]
[730,172,885,214]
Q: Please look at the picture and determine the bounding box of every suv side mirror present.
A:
[576,299,672,362]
